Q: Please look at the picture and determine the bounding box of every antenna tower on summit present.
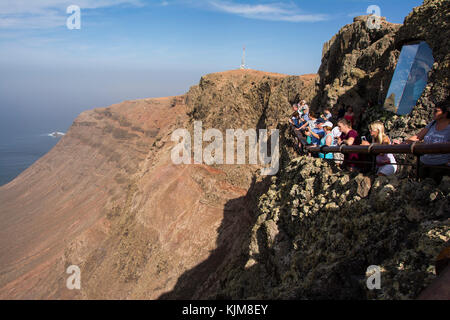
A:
[240,46,247,70]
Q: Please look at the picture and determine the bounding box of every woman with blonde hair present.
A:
[365,121,397,176]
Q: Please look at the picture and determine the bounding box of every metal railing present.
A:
[305,142,450,156]
[290,126,450,179]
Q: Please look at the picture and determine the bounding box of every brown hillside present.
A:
[0,71,315,299]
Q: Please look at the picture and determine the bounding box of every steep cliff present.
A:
[381,0,450,140]
[0,70,316,299]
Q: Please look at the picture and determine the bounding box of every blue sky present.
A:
[0,0,423,135]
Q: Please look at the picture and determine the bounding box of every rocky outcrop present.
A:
[0,96,193,298]
[313,0,449,141]
[0,0,448,301]
[183,69,317,188]
[380,0,450,140]
[192,0,450,300]
[186,69,317,132]
[211,157,449,299]
[312,15,401,118]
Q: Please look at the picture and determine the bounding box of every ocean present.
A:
[0,133,63,187]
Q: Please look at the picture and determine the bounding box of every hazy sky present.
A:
[0,0,423,136]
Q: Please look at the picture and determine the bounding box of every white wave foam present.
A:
[45,132,65,138]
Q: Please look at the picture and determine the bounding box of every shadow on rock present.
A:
[158,174,272,300]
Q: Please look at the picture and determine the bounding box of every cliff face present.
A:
[0,96,189,298]
[0,70,315,299]
[383,0,450,140]
[186,70,317,131]
[182,70,317,190]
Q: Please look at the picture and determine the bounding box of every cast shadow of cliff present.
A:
[157,173,273,300]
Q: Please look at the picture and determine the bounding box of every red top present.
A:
[341,130,360,167]
[344,114,355,127]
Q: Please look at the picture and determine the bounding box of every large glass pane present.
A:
[383,42,434,115]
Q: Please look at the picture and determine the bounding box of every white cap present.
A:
[323,121,333,128]
[332,126,341,138]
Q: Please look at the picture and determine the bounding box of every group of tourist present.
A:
[289,99,450,182]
